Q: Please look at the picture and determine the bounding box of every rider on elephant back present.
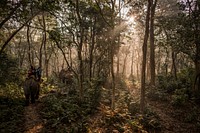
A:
[27,65,42,82]
[35,66,42,82]
[28,65,36,79]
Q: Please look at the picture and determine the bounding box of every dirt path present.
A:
[24,103,44,133]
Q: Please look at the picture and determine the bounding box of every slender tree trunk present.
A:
[76,0,84,102]
[89,17,96,80]
[137,51,140,81]
[171,51,177,79]
[69,47,73,68]
[122,52,129,76]
[140,0,151,113]
[165,49,169,75]
[116,0,121,77]
[42,13,48,78]
[131,51,134,76]
[111,43,116,110]
[116,47,120,76]
[149,0,157,86]
[111,0,116,111]
[27,22,32,65]
[157,47,161,74]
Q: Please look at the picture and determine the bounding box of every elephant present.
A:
[59,69,73,85]
[23,77,40,106]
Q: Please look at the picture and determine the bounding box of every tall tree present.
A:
[149,0,157,86]
[140,0,151,113]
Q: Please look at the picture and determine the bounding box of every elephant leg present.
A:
[25,94,30,106]
[31,88,36,103]
[31,91,35,104]
[35,88,39,100]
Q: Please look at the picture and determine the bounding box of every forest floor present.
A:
[18,80,200,133]
[24,102,44,133]
[147,99,197,133]
[125,80,199,133]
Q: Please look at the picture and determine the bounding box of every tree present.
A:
[140,0,151,113]
[149,0,157,86]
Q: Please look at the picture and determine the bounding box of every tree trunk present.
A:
[149,0,157,86]
[140,0,151,114]
[27,23,32,65]
[171,51,177,79]
[116,0,121,77]
[111,0,116,111]
[131,51,134,76]
[89,17,96,80]
[111,44,116,110]
[76,0,84,102]
[122,52,129,76]
[42,13,48,78]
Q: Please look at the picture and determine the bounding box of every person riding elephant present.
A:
[23,65,42,105]
[35,66,42,82]
[27,65,36,79]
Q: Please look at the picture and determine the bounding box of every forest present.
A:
[0,0,200,132]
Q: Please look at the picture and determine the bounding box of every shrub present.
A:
[0,82,23,99]
[0,52,21,86]
[157,74,180,93]
[171,88,189,106]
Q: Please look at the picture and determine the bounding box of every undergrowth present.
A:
[0,83,25,133]
[40,78,102,132]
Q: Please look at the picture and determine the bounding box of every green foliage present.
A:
[157,68,194,93]
[0,60,24,132]
[171,88,190,106]
[0,52,21,86]
[157,74,180,93]
[153,68,194,106]
[0,82,23,99]
[147,86,168,101]
[84,78,102,110]
[142,109,161,132]
[177,68,195,88]
[40,77,57,94]
[40,93,91,132]
[0,96,25,133]
[128,110,161,133]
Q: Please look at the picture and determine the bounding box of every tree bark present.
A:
[171,51,177,79]
[76,0,84,102]
[89,17,96,80]
[140,0,151,114]
[111,0,116,111]
[27,22,32,65]
[42,13,48,78]
[131,50,134,76]
[149,0,157,86]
